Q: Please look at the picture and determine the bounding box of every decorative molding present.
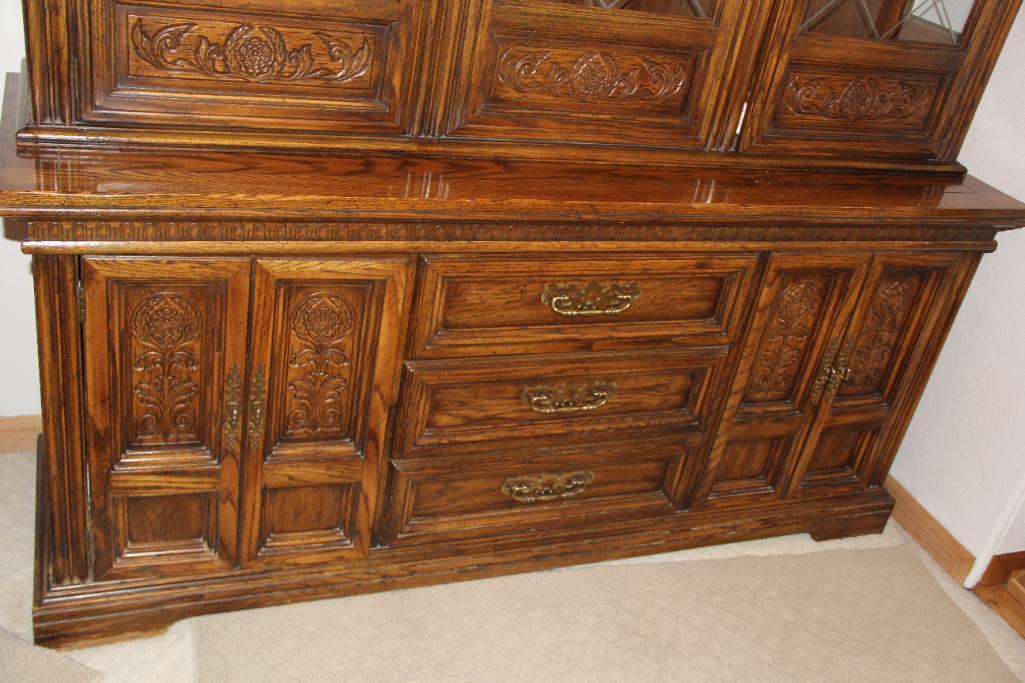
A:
[130,20,371,84]
[783,75,933,121]
[497,49,688,102]
[285,293,355,438]
[129,292,203,444]
[747,280,825,402]
[844,277,918,394]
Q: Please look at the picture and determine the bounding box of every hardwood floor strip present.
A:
[886,475,975,584]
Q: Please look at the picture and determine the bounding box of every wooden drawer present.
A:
[393,348,727,458]
[382,442,681,546]
[77,0,427,135]
[409,254,759,358]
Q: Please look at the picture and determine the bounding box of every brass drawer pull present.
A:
[248,364,267,441]
[222,364,243,451]
[501,471,596,504]
[541,282,641,317]
[521,380,617,414]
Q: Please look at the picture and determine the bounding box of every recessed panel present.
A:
[115,492,219,562]
[800,424,880,489]
[259,484,358,554]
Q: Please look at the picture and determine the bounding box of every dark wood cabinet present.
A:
[3,0,1025,649]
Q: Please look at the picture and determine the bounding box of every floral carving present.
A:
[130,20,371,84]
[285,293,355,438]
[783,75,933,121]
[747,281,825,402]
[497,49,688,102]
[130,292,203,443]
[843,278,917,395]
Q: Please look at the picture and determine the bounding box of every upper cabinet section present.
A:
[739,0,1021,161]
[18,0,1023,168]
[427,0,761,150]
[73,0,430,135]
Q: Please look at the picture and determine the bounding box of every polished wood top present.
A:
[2,75,1024,227]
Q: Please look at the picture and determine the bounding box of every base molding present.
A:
[0,415,42,453]
[885,476,975,584]
[32,444,894,647]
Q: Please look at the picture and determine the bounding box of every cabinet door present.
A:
[430,0,761,150]
[691,253,870,509]
[82,258,250,581]
[786,252,967,497]
[239,258,413,567]
[78,0,431,136]
[739,0,1020,161]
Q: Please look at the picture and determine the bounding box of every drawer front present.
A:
[393,348,726,458]
[80,0,427,135]
[382,443,680,545]
[410,254,759,358]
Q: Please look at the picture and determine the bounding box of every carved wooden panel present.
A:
[383,442,679,545]
[77,0,428,134]
[431,0,759,149]
[785,251,967,498]
[690,252,871,509]
[739,0,1014,160]
[393,348,725,459]
[410,254,759,358]
[240,258,414,568]
[81,258,250,580]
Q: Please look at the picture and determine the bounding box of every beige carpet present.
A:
[0,625,100,681]
[195,545,1014,682]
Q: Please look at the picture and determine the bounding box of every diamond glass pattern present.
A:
[801,0,976,45]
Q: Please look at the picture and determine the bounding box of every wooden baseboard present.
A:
[977,550,1025,588]
[972,552,1025,640]
[885,475,975,584]
[0,414,42,453]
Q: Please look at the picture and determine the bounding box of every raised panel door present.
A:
[739,0,1020,161]
[786,251,968,497]
[81,257,250,580]
[430,0,762,150]
[691,252,871,509]
[239,258,413,567]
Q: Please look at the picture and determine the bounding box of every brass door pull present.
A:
[248,364,267,441]
[521,380,617,414]
[501,471,596,504]
[223,364,243,451]
[541,282,641,317]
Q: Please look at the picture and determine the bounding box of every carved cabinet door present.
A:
[690,252,871,509]
[239,258,413,567]
[429,0,762,150]
[784,251,970,497]
[738,0,1018,161]
[81,258,251,581]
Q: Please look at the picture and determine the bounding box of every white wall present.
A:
[0,0,1023,559]
[891,9,1025,573]
[0,0,39,418]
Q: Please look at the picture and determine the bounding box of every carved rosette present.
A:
[130,292,203,443]
[783,75,933,122]
[497,49,688,102]
[284,292,356,438]
[747,280,825,402]
[130,20,371,84]
[842,278,917,395]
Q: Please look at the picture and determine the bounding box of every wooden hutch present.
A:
[1,0,1024,646]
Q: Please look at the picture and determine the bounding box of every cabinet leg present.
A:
[808,510,892,542]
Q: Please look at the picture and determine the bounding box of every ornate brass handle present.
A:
[825,340,856,401]
[223,364,243,451]
[521,381,617,414]
[501,471,596,504]
[248,364,267,441]
[809,339,840,405]
[540,282,641,317]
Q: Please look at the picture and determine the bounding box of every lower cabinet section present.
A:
[32,244,980,645]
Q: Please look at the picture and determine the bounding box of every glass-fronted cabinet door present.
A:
[427,0,763,151]
[739,0,1021,162]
